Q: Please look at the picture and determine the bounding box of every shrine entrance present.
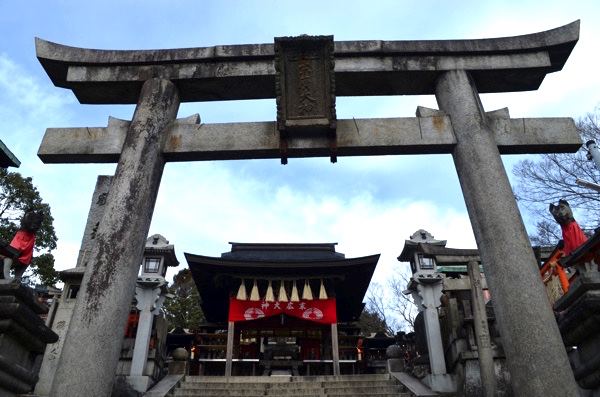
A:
[37,22,583,396]
[185,242,378,377]
[193,315,360,377]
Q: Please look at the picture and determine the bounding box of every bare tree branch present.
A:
[512,104,600,244]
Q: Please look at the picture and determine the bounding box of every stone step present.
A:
[183,376,292,383]
[182,374,392,383]
[265,381,399,391]
[172,388,265,397]
[324,385,406,394]
[179,380,399,390]
[179,382,272,390]
[266,388,326,396]
[173,390,412,397]
[290,374,392,382]
[171,374,408,397]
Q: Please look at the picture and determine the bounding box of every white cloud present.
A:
[148,161,474,285]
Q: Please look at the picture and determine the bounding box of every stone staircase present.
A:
[169,374,412,396]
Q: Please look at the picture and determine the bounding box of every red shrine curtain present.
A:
[228,298,337,324]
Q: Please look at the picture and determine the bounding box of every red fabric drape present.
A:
[228,298,337,324]
[9,231,35,265]
[561,221,587,256]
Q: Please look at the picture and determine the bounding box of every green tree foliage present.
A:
[0,168,59,285]
[512,105,600,245]
[162,268,205,330]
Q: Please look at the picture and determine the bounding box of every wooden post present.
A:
[225,321,235,376]
[331,323,340,376]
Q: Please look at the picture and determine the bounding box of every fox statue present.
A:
[549,199,587,256]
[1,210,44,283]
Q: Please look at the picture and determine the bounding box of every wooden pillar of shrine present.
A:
[331,323,340,376]
[225,321,235,376]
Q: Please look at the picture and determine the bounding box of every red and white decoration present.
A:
[228,298,337,324]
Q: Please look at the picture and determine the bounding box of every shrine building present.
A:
[185,242,380,376]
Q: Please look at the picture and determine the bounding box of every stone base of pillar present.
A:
[0,284,58,397]
[462,359,512,397]
[555,272,600,393]
[168,360,187,375]
[125,375,153,393]
[386,358,405,373]
[422,373,457,393]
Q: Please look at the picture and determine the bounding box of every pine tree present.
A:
[162,268,205,330]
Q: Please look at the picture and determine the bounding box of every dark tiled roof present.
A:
[185,243,379,323]
[0,139,20,168]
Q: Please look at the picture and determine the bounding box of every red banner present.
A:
[228,298,337,324]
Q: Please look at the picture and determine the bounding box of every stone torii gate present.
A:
[36,22,581,396]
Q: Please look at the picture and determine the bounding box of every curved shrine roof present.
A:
[185,243,380,323]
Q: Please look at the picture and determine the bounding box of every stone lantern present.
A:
[140,234,178,278]
[399,230,455,393]
[127,234,177,393]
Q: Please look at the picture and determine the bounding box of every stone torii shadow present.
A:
[36,21,581,396]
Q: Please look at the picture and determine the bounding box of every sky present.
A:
[1,1,599,286]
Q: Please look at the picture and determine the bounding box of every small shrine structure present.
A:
[185,242,379,377]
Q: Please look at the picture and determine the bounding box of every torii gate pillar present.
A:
[435,70,578,396]
[49,78,180,397]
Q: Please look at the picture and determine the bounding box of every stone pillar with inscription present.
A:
[34,175,113,396]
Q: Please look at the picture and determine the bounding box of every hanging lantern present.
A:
[250,280,260,301]
[319,279,328,299]
[236,279,247,300]
[302,280,314,300]
[278,281,288,302]
[265,280,275,302]
[290,280,300,302]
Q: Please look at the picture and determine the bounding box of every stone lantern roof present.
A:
[144,234,179,268]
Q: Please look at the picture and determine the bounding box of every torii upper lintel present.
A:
[35,21,579,104]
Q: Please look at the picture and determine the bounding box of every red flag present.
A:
[228,298,337,324]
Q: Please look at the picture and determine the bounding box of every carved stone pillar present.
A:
[128,277,169,393]
[50,78,180,397]
[435,70,578,396]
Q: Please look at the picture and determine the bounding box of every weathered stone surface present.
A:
[49,78,180,397]
[35,21,578,103]
[37,176,113,395]
[435,69,578,396]
[37,114,581,164]
[75,175,113,268]
[0,284,58,396]
[467,261,495,397]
